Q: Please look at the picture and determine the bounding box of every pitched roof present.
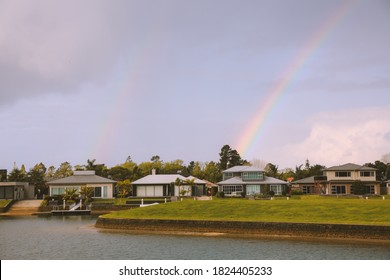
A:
[47,171,116,185]
[222,166,264,173]
[292,176,316,184]
[48,176,116,185]
[132,174,206,185]
[324,163,376,171]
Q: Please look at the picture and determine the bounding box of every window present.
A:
[360,171,374,177]
[302,186,311,194]
[270,185,283,195]
[335,172,351,177]
[331,185,346,194]
[223,173,234,181]
[94,187,102,197]
[242,172,263,181]
[246,185,261,195]
[51,187,66,196]
[222,185,243,195]
[367,185,375,194]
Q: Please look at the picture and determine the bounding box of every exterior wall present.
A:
[0,182,34,200]
[325,182,380,195]
[325,170,376,182]
[49,183,114,198]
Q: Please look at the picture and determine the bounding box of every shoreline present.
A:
[95,217,390,244]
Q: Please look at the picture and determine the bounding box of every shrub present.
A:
[291,190,303,195]
[215,191,225,198]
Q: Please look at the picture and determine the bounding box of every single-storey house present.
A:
[290,176,327,194]
[131,170,207,197]
[217,166,288,196]
[47,170,116,198]
[0,182,35,200]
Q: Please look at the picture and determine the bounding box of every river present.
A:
[0,216,389,260]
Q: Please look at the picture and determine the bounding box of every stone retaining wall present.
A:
[95,218,390,240]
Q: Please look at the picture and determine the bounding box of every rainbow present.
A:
[236,0,359,158]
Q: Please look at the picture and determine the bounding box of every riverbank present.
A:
[95,217,390,243]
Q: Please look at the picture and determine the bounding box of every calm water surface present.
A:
[0,216,389,260]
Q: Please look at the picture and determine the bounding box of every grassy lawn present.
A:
[102,196,390,226]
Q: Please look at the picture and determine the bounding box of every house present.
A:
[292,163,381,195]
[0,182,35,200]
[217,166,288,196]
[323,163,380,195]
[290,176,327,194]
[131,170,207,197]
[47,170,116,198]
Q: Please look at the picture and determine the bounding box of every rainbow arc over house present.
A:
[235,0,359,159]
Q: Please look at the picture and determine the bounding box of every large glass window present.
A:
[222,185,243,195]
[360,171,374,177]
[52,187,66,195]
[246,185,261,195]
[331,185,346,194]
[335,172,351,177]
[242,172,263,181]
[270,185,283,195]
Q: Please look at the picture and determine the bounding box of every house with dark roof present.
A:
[131,169,207,197]
[217,166,288,196]
[290,176,327,194]
[292,163,380,195]
[47,171,116,198]
[323,163,380,195]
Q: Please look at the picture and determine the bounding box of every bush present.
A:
[215,191,225,198]
[269,191,275,197]
[291,190,303,195]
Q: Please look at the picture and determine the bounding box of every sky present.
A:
[1,0,390,172]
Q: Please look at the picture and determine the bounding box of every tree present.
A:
[351,180,367,195]
[63,188,79,201]
[265,163,279,178]
[8,165,28,182]
[150,155,161,163]
[109,166,132,181]
[45,166,56,179]
[116,179,132,198]
[54,162,73,178]
[79,186,94,203]
[174,178,183,197]
[218,144,246,170]
[27,163,47,197]
[203,161,221,183]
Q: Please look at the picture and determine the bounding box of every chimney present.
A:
[152,169,156,175]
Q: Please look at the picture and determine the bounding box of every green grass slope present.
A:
[101,196,390,226]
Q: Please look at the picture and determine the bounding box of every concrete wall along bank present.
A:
[95,218,390,240]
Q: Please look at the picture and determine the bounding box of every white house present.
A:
[131,170,206,197]
[47,170,116,198]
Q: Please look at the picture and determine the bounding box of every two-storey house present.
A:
[323,163,380,195]
[217,166,288,196]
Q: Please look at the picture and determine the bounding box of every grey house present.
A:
[217,166,288,196]
[0,182,35,200]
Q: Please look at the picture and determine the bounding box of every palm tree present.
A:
[63,188,79,201]
[79,186,94,203]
